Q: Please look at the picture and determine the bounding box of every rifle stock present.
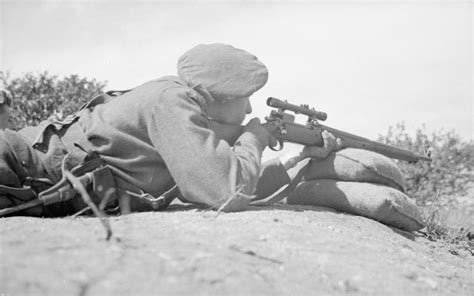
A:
[208,120,244,145]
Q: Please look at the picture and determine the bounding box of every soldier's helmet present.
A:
[177,43,268,102]
[0,88,12,107]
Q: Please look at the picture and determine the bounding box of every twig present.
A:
[99,187,116,210]
[64,171,113,241]
[229,244,283,265]
[215,184,254,217]
[426,189,441,219]
[70,206,92,218]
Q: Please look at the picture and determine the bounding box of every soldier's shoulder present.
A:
[144,75,188,90]
[142,76,206,107]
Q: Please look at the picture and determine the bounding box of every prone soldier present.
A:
[0,43,341,216]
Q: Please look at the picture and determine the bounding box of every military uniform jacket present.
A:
[75,76,290,211]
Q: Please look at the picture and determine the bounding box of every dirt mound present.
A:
[1,204,472,295]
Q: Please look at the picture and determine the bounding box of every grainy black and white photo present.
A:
[0,0,472,295]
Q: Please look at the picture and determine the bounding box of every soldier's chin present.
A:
[234,117,246,126]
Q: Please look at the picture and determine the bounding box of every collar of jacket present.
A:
[153,75,213,109]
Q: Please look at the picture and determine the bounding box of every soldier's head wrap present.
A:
[177,43,268,102]
[0,88,12,107]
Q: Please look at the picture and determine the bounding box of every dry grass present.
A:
[419,191,473,256]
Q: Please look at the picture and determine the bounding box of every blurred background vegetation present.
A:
[1,71,472,239]
[378,123,473,208]
[378,123,473,243]
[0,71,106,130]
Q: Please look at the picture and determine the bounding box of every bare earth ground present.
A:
[1,204,472,296]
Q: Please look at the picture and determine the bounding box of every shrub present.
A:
[0,71,107,130]
[379,123,473,249]
[378,122,473,208]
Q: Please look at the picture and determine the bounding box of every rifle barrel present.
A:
[322,124,431,162]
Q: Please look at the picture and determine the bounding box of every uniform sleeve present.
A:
[147,87,264,212]
[253,158,291,200]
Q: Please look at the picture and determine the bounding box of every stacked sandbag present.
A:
[302,148,405,192]
[287,148,425,232]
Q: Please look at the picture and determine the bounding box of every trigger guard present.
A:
[269,140,284,151]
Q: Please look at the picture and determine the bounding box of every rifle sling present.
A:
[251,165,307,207]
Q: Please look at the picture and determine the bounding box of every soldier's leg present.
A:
[0,130,48,216]
[1,130,49,182]
[0,132,22,187]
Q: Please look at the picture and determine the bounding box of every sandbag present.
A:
[303,148,405,192]
[287,179,425,232]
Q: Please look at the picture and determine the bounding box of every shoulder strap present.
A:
[78,89,133,112]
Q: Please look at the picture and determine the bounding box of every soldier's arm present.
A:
[148,87,264,212]
[253,131,342,200]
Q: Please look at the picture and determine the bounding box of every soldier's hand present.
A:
[243,118,278,148]
[302,130,343,159]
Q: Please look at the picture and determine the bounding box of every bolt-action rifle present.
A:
[210,97,431,163]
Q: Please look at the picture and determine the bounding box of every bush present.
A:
[0,71,107,130]
[378,123,473,207]
[379,123,473,249]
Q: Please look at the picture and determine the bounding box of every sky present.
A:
[0,0,472,148]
